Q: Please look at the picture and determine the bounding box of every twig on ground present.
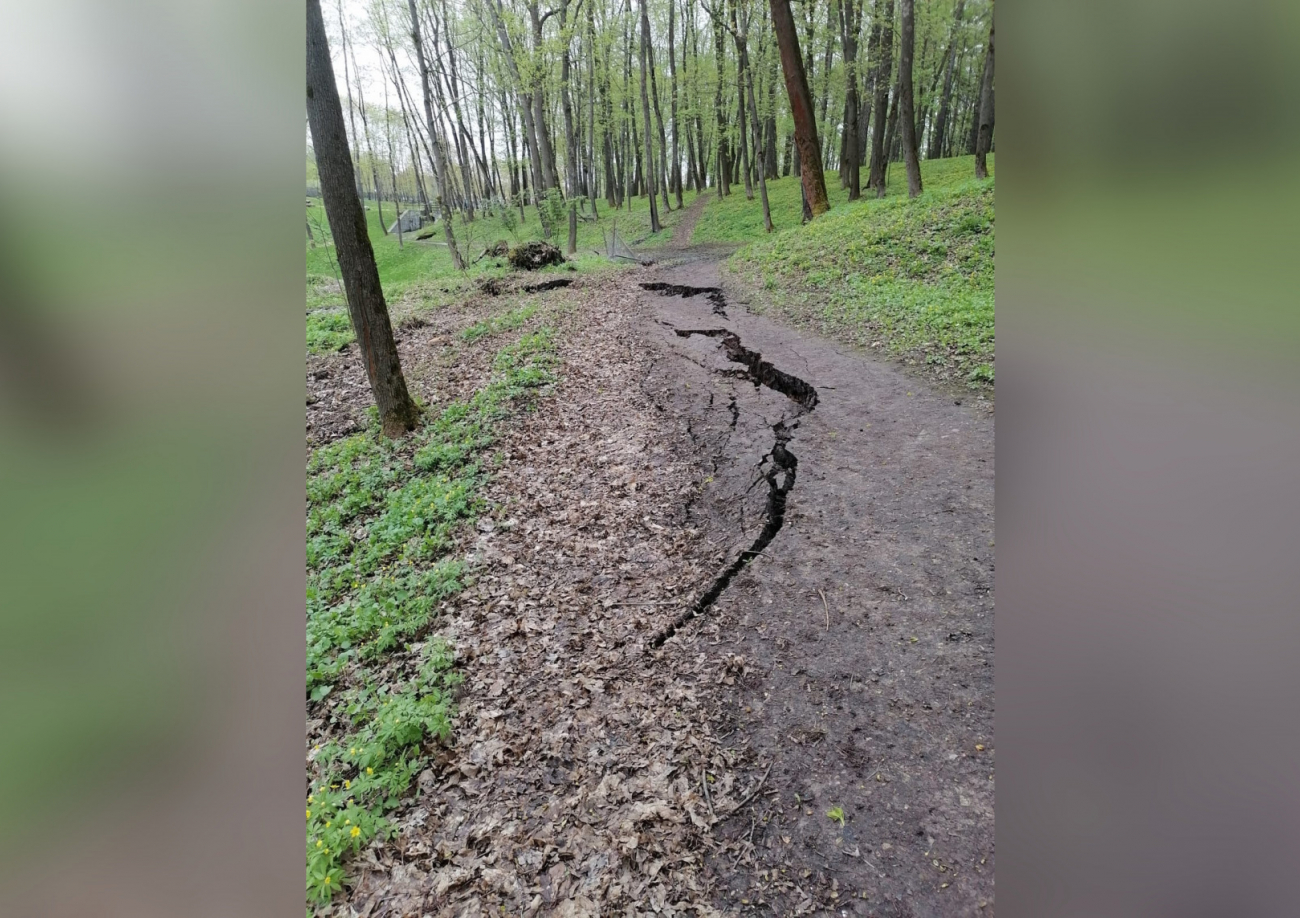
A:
[701,767,717,824]
[719,762,773,822]
[818,588,830,632]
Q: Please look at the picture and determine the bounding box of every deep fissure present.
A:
[642,282,819,648]
[674,328,819,410]
[640,282,729,317]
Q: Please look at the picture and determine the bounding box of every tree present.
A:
[769,0,829,217]
[927,0,966,159]
[638,0,662,233]
[838,0,864,200]
[897,0,922,197]
[407,0,464,268]
[307,0,419,438]
[974,11,994,179]
[866,0,894,196]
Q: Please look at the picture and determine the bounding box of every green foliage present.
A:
[498,202,520,239]
[305,330,557,903]
[306,641,460,903]
[307,309,353,353]
[719,156,995,388]
[827,805,846,826]
[461,302,537,343]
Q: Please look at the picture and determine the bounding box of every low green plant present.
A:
[827,805,846,826]
[304,329,558,906]
[307,309,353,353]
[461,302,538,343]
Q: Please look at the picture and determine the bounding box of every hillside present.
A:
[697,155,994,389]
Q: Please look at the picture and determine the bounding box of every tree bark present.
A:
[560,0,579,254]
[711,12,731,197]
[928,0,966,158]
[867,0,894,196]
[769,0,829,217]
[897,0,922,197]
[307,0,418,438]
[638,0,662,232]
[838,0,863,199]
[974,12,994,179]
[668,0,684,208]
[408,0,463,268]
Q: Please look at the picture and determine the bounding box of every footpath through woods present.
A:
[309,235,993,917]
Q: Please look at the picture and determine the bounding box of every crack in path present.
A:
[640,283,729,317]
[642,285,819,648]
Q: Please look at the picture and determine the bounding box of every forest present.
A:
[306,0,994,913]
[308,0,994,247]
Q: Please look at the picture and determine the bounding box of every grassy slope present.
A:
[307,190,703,352]
[695,155,994,388]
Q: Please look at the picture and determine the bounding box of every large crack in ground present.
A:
[643,285,818,648]
[640,282,729,317]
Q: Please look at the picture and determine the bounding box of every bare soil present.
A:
[307,247,994,917]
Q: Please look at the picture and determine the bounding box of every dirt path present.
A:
[635,250,995,916]
[669,195,710,249]
[319,244,993,917]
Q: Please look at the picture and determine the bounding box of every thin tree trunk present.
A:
[560,0,579,254]
[307,0,418,437]
[839,0,863,199]
[867,0,894,195]
[740,22,773,232]
[974,13,994,179]
[928,0,966,158]
[898,0,922,197]
[769,0,829,217]
[712,13,731,198]
[408,0,463,268]
[638,0,662,232]
[668,0,684,208]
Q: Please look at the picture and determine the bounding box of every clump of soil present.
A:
[508,241,565,270]
[488,239,510,256]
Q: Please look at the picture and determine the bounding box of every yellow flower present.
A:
[308,794,314,803]
[344,780,351,789]
[325,821,331,828]
[350,826,361,838]
[316,840,323,848]
[324,876,331,886]
[366,767,373,775]
[345,819,351,825]
[306,809,312,819]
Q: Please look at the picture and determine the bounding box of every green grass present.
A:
[702,155,995,388]
[305,330,558,905]
[306,189,703,353]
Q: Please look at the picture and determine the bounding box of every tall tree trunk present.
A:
[839,0,863,199]
[974,13,994,179]
[740,24,773,232]
[560,0,580,254]
[647,15,673,213]
[730,1,754,200]
[486,0,548,205]
[307,0,418,437]
[867,0,894,196]
[712,12,731,197]
[355,77,388,234]
[668,0,684,208]
[638,0,662,232]
[769,0,829,217]
[928,0,966,158]
[408,0,463,268]
[897,0,922,197]
[336,0,365,201]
